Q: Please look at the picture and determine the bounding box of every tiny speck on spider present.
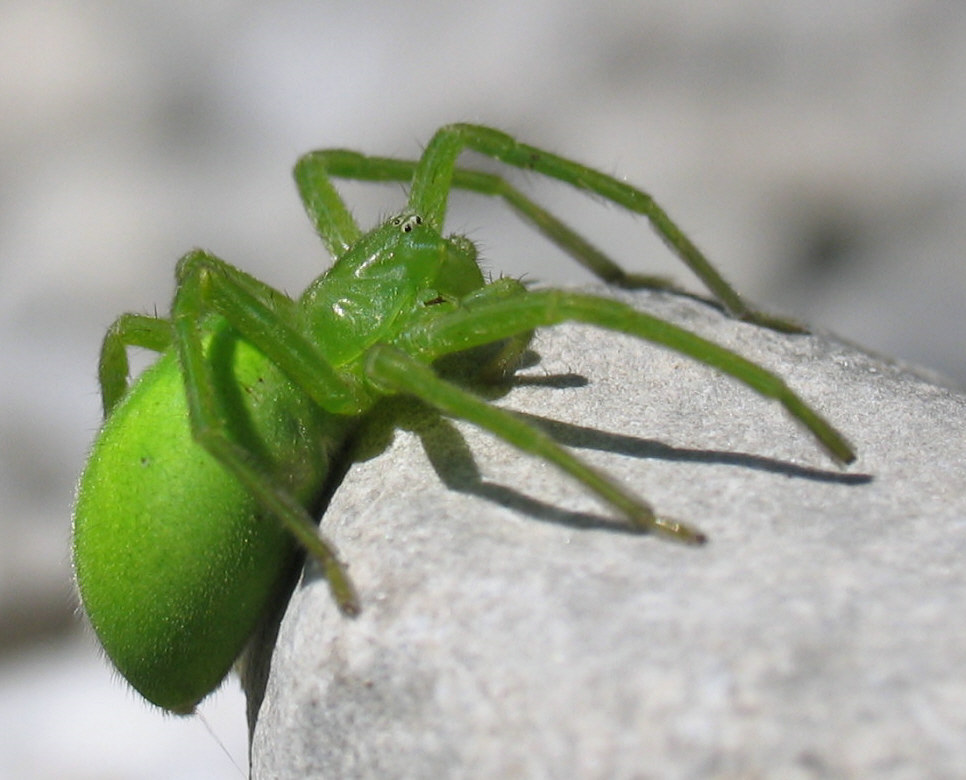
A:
[72,123,855,715]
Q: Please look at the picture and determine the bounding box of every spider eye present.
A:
[395,214,423,233]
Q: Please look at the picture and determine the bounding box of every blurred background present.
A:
[2,2,964,776]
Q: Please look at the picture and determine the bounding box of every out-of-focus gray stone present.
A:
[249,288,966,779]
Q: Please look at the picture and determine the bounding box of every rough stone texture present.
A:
[249,288,966,779]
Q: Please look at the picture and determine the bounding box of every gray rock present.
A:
[248,288,966,779]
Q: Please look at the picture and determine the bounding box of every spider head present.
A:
[358,212,484,298]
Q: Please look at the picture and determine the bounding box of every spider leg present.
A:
[409,123,804,333]
[174,250,365,415]
[98,253,307,418]
[293,152,364,258]
[363,343,706,544]
[303,149,673,291]
[397,288,856,466]
[455,277,535,383]
[98,313,173,416]
[171,250,362,614]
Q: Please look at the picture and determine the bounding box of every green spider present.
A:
[72,123,855,715]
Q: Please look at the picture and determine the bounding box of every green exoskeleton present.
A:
[72,124,855,715]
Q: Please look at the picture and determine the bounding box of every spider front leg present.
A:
[450,277,537,384]
[363,343,706,544]
[398,288,856,466]
[293,152,363,258]
[171,250,362,614]
[298,149,673,291]
[409,123,804,333]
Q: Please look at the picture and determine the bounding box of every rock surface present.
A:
[249,288,966,778]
